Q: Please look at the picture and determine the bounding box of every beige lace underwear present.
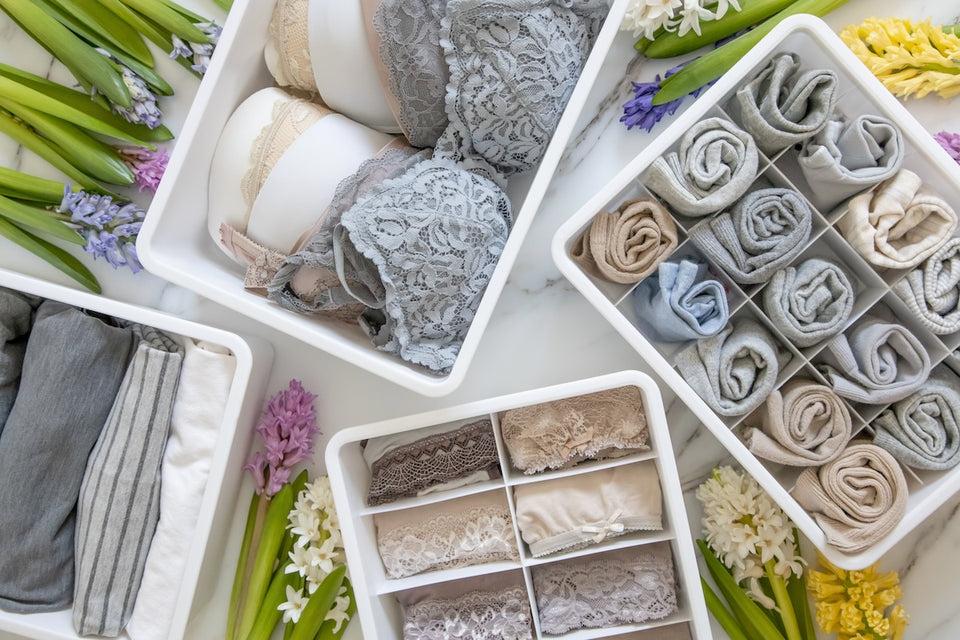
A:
[500,385,650,474]
[266,0,318,93]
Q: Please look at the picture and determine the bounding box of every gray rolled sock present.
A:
[731,53,838,155]
[798,114,904,211]
[873,375,960,471]
[675,319,784,417]
[688,188,812,284]
[0,301,134,613]
[644,116,758,217]
[632,259,729,342]
[73,326,183,637]
[892,237,960,334]
[0,288,37,434]
[763,258,854,348]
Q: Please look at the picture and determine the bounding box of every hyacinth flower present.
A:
[58,186,145,274]
[229,381,321,640]
[841,18,960,99]
[622,0,743,42]
[935,131,960,164]
[622,60,715,132]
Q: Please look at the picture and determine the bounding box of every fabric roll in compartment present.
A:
[791,442,907,553]
[872,376,960,471]
[798,113,903,212]
[819,317,930,405]
[675,319,785,417]
[631,259,729,342]
[570,197,678,284]
[892,237,960,335]
[363,417,501,506]
[0,287,36,433]
[644,116,759,217]
[763,258,854,348]
[838,169,957,270]
[742,379,853,466]
[689,187,812,285]
[732,52,838,155]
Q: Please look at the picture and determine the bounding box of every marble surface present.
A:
[3,1,960,639]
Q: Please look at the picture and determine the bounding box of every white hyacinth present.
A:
[622,0,742,40]
[696,466,804,608]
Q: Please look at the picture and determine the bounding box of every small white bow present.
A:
[581,509,625,543]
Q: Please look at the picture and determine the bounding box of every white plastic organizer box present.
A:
[326,370,711,640]
[0,269,273,640]
[553,15,960,569]
[138,0,630,397]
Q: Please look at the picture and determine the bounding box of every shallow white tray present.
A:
[0,269,274,640]
[552,15,960,569]
[326,370,712,639]
[137,0,633,397]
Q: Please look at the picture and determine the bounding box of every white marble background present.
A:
[2,1,960,638]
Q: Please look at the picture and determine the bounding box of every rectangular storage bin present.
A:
[326,370,711,640]
[552,15,960,569]
[0,268,273,640]
[137,0,632,397]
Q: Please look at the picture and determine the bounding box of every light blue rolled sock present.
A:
[631,260,729,342]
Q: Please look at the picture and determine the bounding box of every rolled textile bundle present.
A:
[820,317,930,405]
[791,442,907,553]
[873,376,960,471]
[675,319,785,417]
[742,379,853,466]
[732,53,838,155]
[688,187,812,284]
[763,258,854,348]
[0,288,36,433]
[798,114,904,211]
[644,116,759,217]
[631,259,729,342]
[838,169,957,270]
[893,237,960,334]
[570,197,678,284]
[398,572,534,640]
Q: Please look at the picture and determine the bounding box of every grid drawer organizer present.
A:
[553,15,960,569]
[326,371,711,640]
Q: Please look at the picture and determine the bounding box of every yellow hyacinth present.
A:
[840,17,960,99]
[808,554,908,640]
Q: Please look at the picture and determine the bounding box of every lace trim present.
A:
[403,587,533,640]
[529,515,663,558]
[378,505,519,579]
[437,0,608,175]
[240,98,330,212]
[373,0,449,147]
[533,546,678,634]
[367,418,500,506]
[266,0,317,92]
[501,386,649,474]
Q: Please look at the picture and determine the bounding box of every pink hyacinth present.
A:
[934,131,960,164]
[244,380,320,496]
[118,146,169,193]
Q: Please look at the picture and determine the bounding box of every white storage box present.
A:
[0,269,274,640]
[137,0,631,397]
[552,15,960,569]
[326,370,711,640]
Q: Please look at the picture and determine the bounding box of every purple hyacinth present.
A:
[934,131,960,163]
[95,50,163,128]
[169,22,222,75]
[243,380,320,497]
[58,187,145,274]
[118,146,169,193]
[621,61,714,133]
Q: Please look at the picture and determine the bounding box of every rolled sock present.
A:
[763,258,854,348]
[632,259,728,342]
[872,375,960,471]
[0,301,133,613]
[893,237,960,334]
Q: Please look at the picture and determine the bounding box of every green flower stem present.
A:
[227,493,261,640]
[246,570,296,640]
[789,530,815,640]
[765,560,802,640]
[0,110,102,192]
[0,216,99,292]
[702,577,752,640]
[0,0,131,107]
[289,566,347,640]
[315,579,356,640]
[278,471,310,565]
[0,167,74,204]
[0,193,85,245]
[41,0,152,65]
[117,0,209,42]
[644,0,796,58]
[653,0,851,104]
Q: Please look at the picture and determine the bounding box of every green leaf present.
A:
[37,0,153,65]
[246,570,295,640]
[108,46,174,96]
[0,217,100,292]
[117,0,209,42]
[289,566,347,640]
[96,0,176,53]
[153,0,208,24]
[278,471,310,565]
[315,578,356,640]
[790,530,816,640]
[652,0,852,105]
[0,193,85,245]
[0,0,132,107]
[0,110,103,192]
[0,167,73,204]
[227,492,260,640]
[702,576,752,640]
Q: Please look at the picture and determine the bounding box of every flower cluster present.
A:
[169,21,222,75]
[57,186,145,273]
[278,476,351,631]
[621,60,713,132]
[935,130,960,164]
[95,50,163,128]
[808,554,908,640]
[117,146,169,193]
[696,465,804,608]
[244,380,320,497]
[621,0,741,40]
[840,18,960,99]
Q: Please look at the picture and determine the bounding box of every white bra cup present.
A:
[308,0,400,134]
